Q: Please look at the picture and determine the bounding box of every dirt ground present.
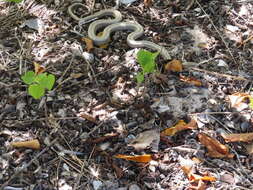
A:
[1,0,253,189]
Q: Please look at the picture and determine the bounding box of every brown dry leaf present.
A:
[198,133,234,158]
[70,73,84,79]
[86,132,119,144]
[197,42,209,49]
[11,139,40,150]
[179,156,216,185]
[114,154,152,163]
[33,62,46,75]
[227,92,250,111]
[78,112,97,124]
[221,132,253,143]
[164,59,183,72]
[82,37,94,52]
[144,0,152,7]
[191,174,216,182]
[161,119,197,136]
[128,129,160,151]
[180,75,202,86]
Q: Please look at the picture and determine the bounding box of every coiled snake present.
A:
[68,3,171,60]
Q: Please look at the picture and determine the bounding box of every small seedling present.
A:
[136,49,159,83]
[21,71,55,99]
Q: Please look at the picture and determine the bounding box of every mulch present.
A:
[0,0,253,189]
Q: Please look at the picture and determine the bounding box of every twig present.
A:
[191,67,250,81]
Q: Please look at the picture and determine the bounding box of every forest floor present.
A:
[1,0,253,189]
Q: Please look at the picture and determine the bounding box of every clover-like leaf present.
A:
[137,50,159,73]
[28,84,45,99]
[46,74,55,90]
[21,71,36,85]
[34,73,47,84]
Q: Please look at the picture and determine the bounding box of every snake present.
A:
[68,3,171,60]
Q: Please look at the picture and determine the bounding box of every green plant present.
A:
[21,71,55,99]
[2,0,23,3]
[136,49,159,83]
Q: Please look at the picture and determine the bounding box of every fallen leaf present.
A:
[77,112,97,124]
[191,174,216,182]
[198,133,234,158]
[33,62,46,75]
[70,73,84,79]
[128,129,160,151]
[161,119,197,136]
[164,59,183,72]
[144,0,152,7]
[221,132,253,143]
[114,154,152,163]
[197,42,209,49]
[82,37,94,52]
[227,92,250,111]
[180,75,202,86]
[11,139,40,150]
[179,156,216,184]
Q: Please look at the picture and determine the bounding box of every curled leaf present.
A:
[221,132,253,143]
[180,75,202,86]
[198,133,234,158]
[114,154,152,163]
[33,62,46,75]
[82,37,94,52]
[11,139,40,150]
[179,156,216,183]
[161,119,197,136]
[164,59,183,72]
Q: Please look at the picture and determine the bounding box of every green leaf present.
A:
[2,0,23,3]
[34,73,47,84]
[136,72,144,83]
[39,74,55,90]
[21,71,36,85]
[28,84,45,99]
[137,50,159,73]
[46,74,55,90]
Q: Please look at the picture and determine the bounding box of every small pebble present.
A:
[92,180,103,190]
[82,52,94,63]
[241,121,250,132]
[217,59,228,67]
[128,184,141,190]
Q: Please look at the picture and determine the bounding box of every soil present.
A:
[0,0,253,189]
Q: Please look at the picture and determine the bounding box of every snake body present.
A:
[68,3,171,60]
